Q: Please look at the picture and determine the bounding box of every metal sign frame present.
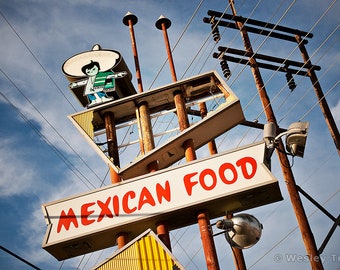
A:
[42,141,282,260]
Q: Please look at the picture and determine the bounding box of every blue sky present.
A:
[0,0,339,269]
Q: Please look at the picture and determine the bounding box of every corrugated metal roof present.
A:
[92,229,184,270]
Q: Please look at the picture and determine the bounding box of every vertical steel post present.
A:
[123,12,171,250]
[295,34,340,156]
[123,12,146,154]
[123,12,157,154]
[104,111,128,247]
[229,1,323,269]
[226,213,247,270]
[104,111,120,166]
[156,15,220,270]
[123,12,144,94]
[199,102,247,270]
[199,102,218,155]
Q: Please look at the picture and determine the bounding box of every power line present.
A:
[1,1,338,269]
[278,44,338,124]
[215,0,297,149]
[0,91,95,190]
[300,79,339,121]
[148,0,205,89]
[0,9,108,188]
[0,66,104,188]
[0,9,77,112]
[180,2,232,80]
[254,0,337,122]
[248,189,339,269]
[0,244,41,270]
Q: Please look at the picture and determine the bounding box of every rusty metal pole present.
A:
[123,12,157,154]
[199,102,247,270]
[295,34,340,156]
[104,111,128,248]
[104,111,121,184]
[123,12,144,93]
[156,15,220,270]
[199,102,218,155]
[123,12,145,154]
[226,213,247,270]
[229,1,323,269]
[104,112,120,167]
[123,12,171,250]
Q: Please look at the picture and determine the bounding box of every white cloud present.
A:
[330,99,340,127]
[0,1,339,269]
[0,138,36,196]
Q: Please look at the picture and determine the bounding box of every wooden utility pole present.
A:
[295,34,340,156]
[229,1,323,269]
[156,15,220,270]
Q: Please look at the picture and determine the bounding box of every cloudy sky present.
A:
[0,0,339,269]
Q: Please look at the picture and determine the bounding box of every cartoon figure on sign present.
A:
[69,60,127,107]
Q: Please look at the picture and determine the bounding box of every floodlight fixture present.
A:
[263,121,309,158]
[216,213,263,249]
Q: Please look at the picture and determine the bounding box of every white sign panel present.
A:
[42,142,282,260]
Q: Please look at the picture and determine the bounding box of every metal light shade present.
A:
[224,214,262,249]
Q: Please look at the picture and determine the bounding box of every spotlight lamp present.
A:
[263,121,310,158]
[216,214,263,249]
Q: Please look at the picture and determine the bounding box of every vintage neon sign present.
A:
[62,44,136,108]
[42,142,282,260]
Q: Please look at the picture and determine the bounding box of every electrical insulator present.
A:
[220,59,231,80]
[285,72,296,91]
[211,24,221,43]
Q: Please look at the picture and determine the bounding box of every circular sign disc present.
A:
[62,45,121,79]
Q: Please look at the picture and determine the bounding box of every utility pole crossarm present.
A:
[213,53,310,76]
[203,17,307,44]
[216,46,321,71]
[206,10,313,38]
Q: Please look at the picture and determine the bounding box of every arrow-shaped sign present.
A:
[42,141,282,260]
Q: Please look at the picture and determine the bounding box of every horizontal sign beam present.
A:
[42,142,282,260]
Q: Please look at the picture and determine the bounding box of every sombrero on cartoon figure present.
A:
[62,44,136,107]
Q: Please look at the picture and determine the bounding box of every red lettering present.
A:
[112,195,119,216]
[122,191,137,214]
[183,172,198,196]
[219,163,238,184]
[236,157,257,179]
[138,187,156,210]
[97,197,113,222]
[156,181,171,203]
[81,202,96,226]
[199,169,217,190]
[57,208,78,233]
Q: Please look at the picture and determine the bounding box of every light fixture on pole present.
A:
[216,214,263,249]
[264,121,310,158]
